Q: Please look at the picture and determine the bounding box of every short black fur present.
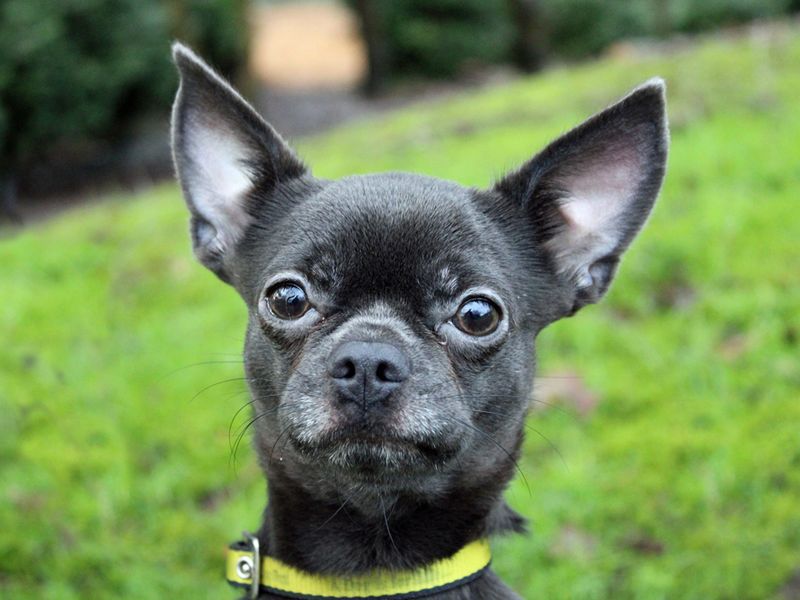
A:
[170,43,669,599]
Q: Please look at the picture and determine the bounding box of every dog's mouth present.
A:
[288,427,460,477]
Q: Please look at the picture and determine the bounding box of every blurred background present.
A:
[1,1,799,598]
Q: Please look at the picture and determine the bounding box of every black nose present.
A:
[328,341,411,408]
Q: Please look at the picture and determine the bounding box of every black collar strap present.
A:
[226,531,492,599]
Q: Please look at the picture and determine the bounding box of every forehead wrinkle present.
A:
[305,251,338,288]
[280,172,512,305]
[434,265,460,297]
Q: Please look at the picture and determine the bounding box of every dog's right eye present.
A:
[453,297,501,336]
[266,283,311,320]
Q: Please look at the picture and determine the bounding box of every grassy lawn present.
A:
[2,25,799,599]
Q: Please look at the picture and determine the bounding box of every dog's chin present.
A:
[289,431,461,484]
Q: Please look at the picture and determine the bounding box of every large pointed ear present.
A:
[170,43,306,283]
[495,80,669,314]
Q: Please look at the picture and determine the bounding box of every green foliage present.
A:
[2,25,800,599]
[170,0,248,79]
[354,0,515,77]
[0,0,246,169]
[671,0,794,32]
[542,0,796,58]
[542,0,654,57]
[354,0,798,80]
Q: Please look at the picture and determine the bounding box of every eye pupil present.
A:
[455,298,500,336]
[267,284,310,319]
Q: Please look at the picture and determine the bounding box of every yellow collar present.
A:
[225,532,491,599]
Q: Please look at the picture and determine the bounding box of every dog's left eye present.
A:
[266,283,311,319]
[453,297,501,336]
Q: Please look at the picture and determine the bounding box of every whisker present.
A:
[267,424,294,467]
[444,414,532,498]
[312,495,351,534]
[419,391,569,421]
[472,404,568,424]
[522,424,569,472]
[528,397,570,413]
[230,405,294,471]
[189,375,292,404]
[189,377,249,403]
[470,407,568,470]
[230,412,262,472]
[160,359,244,379]
[380,495,400,555]
[228,398,259,452]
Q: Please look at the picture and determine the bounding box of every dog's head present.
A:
[171,45,667,505]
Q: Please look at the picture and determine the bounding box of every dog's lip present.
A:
[341,436,445,459]
[293,431,427,451]
[289,430,456,463]
[340,434,417,446]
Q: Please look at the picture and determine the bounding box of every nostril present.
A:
[330,358,356,379]
[376,360,399,383]
[376,361,390,382]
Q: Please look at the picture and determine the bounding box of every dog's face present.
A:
[236,173,559,497]
[170,46,667,505]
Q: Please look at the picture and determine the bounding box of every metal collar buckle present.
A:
[235,531,261,600]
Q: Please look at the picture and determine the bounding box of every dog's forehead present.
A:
[285,173,502,299]
[313,172,469,218]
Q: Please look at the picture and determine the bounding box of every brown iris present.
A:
[266,283,310,319]
[453,297,500,336]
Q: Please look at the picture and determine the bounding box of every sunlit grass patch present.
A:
[2,25,799,599]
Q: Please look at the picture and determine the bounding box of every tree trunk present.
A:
[352,0,390,96]
[507,0,547,73]
[1,172,22,225]
[654,0,671,38]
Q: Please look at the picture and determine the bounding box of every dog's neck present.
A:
[255,459,525,576]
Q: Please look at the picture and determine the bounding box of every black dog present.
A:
[170,44,668,599]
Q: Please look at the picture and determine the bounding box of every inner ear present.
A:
[170,43,306,283]
[495,79,669,312]
[544,132,650,286]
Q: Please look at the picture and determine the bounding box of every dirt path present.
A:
[246,1,517,138]
[248,1,375,137]
[249,1,366,90]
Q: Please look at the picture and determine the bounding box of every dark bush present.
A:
[352,0,798,90]
[169,0,248,80]
[542,0,653,58]
[0,0,247,178]
[542,0,795,58]
[350,0,514,80]
[670,0,793,32]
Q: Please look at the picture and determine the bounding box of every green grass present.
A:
[2,25,800,599]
